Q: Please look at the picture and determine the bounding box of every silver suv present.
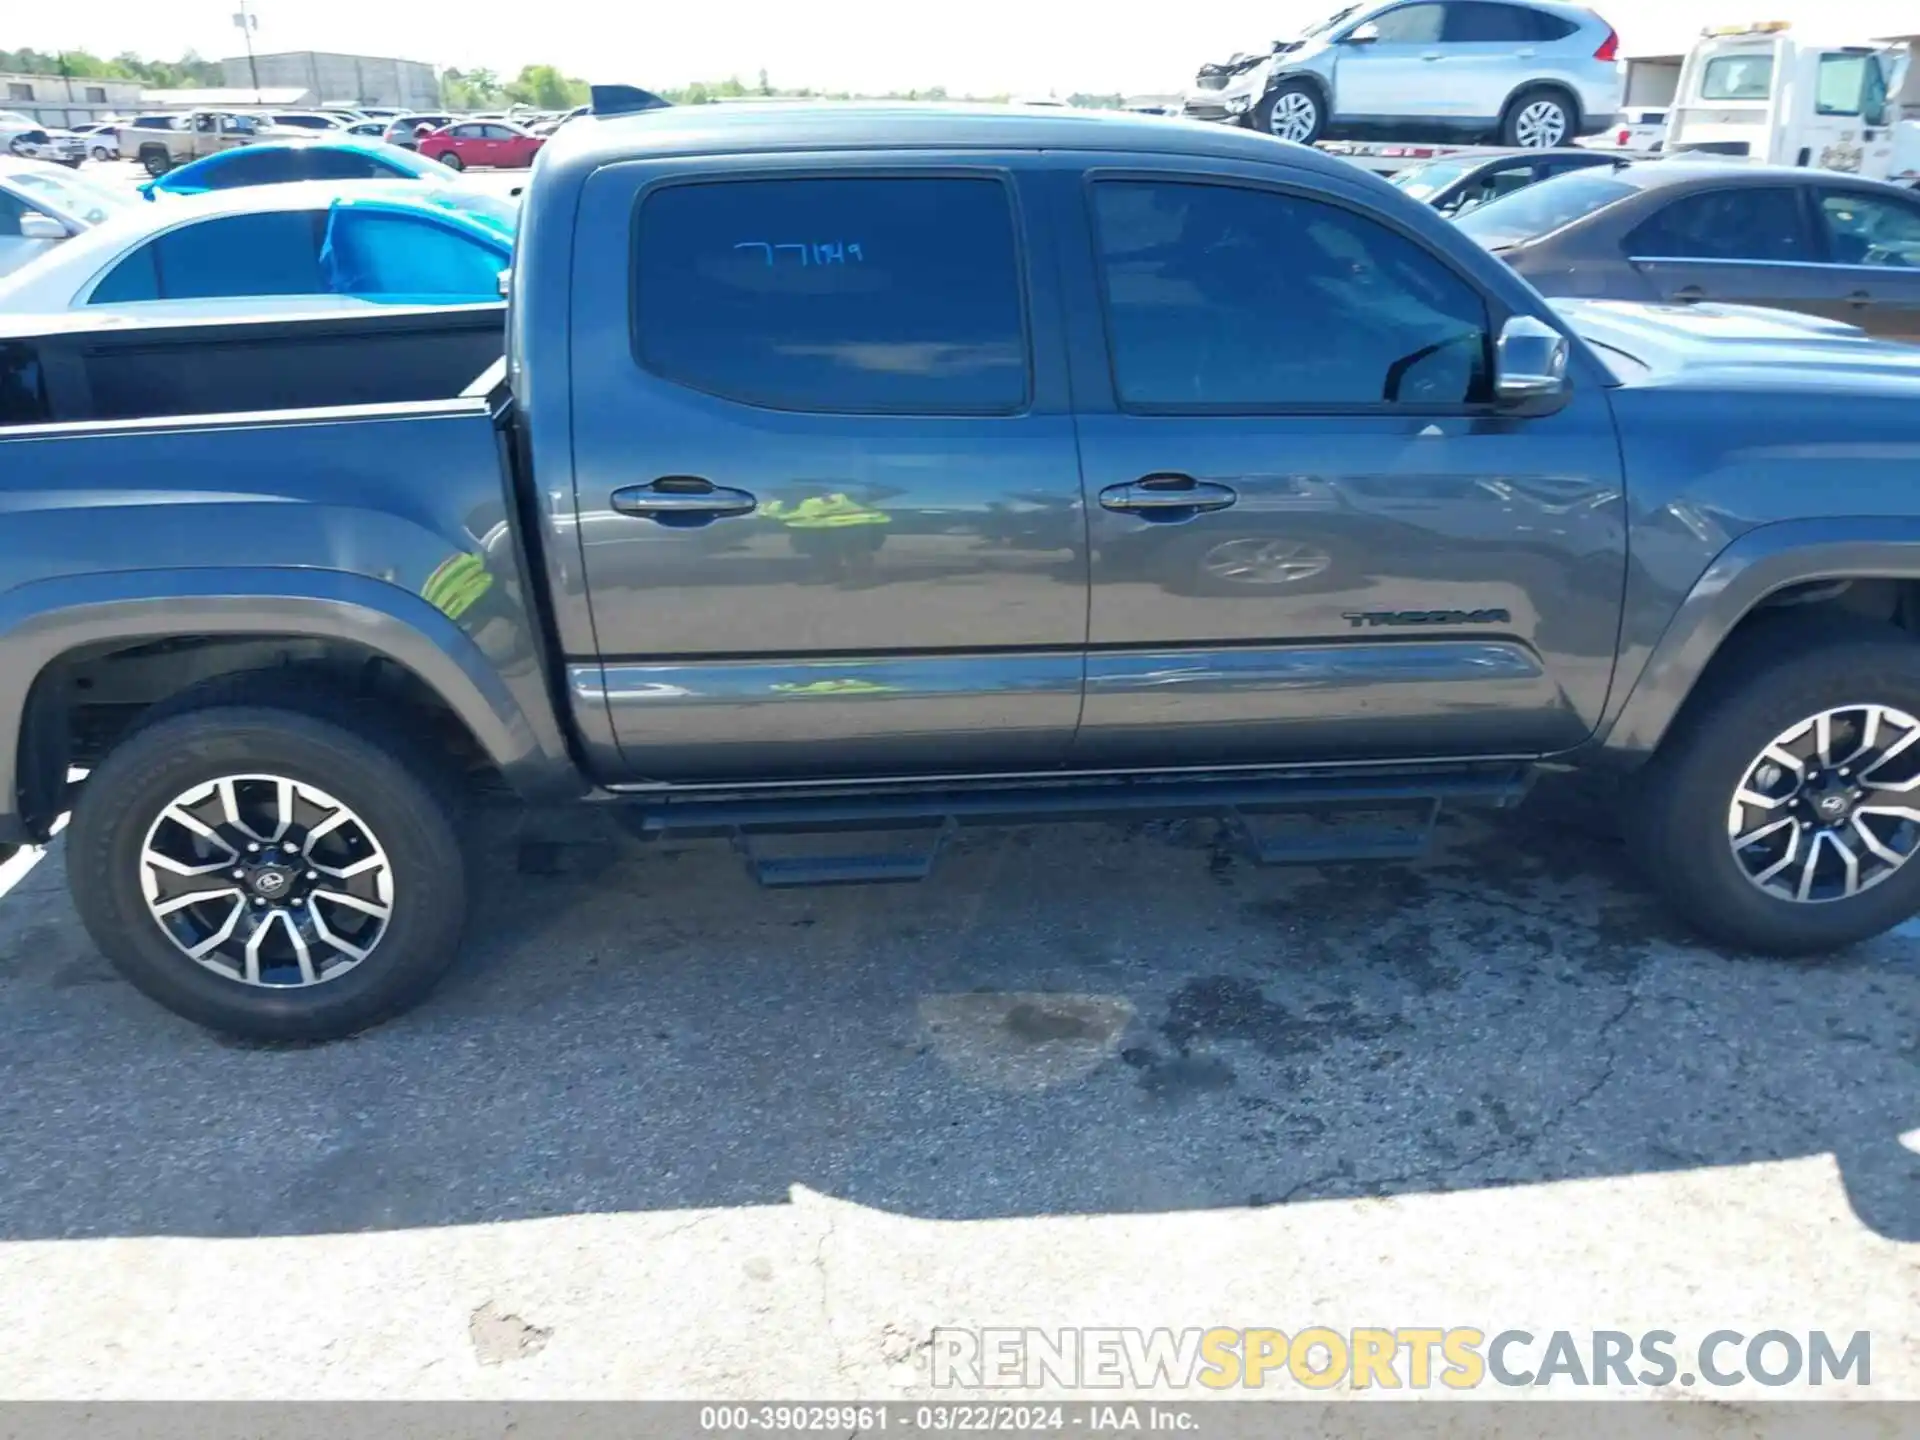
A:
[1188,1,1622,150]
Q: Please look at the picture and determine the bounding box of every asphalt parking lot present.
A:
[0,790,1914,1402]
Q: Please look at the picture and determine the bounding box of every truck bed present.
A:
[0,303,506,427]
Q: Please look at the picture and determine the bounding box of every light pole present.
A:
[232,3,261,102]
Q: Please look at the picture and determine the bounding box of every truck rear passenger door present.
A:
[565,158,1088,782]
[1052,158,1627,768]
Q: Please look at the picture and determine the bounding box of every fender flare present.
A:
[1600,518,1920,758]
[0,566,580,842]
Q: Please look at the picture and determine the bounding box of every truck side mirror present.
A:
[1494,315,1569,407]
[1345,22,1381,44]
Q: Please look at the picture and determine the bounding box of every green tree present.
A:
[504,64,585,110]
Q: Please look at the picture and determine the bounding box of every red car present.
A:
[418,120,544,171]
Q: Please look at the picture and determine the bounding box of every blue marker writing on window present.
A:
[734,241,866,265]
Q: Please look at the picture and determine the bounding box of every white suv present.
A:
[1186,2,1623,150]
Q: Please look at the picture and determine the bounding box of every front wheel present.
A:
[1631,625,1920,954]
[1251,81,1325,145]
[436,150,464,170]
[68,701,468,1040]
[1502,88,1574,148]
[140,147,172,177]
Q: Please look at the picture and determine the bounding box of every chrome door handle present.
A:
[1099,475,1238,519]
[611,476,758,522]
[1421,51,1444,60]
[1672,284,1706,302]
[1848,290,1874,307]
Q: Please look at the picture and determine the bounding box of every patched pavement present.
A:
[0,796,1914,1398]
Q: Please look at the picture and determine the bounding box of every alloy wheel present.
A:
[138,774,395,986]
[1513,100,1569,148]
[1268,92,1320,143]
[1726,704,1920,904]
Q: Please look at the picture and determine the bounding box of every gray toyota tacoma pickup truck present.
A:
[5,100,1920,1040]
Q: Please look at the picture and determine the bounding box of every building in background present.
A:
[137,86,316,111]
[0,70,144,127]
[219,52,438,110]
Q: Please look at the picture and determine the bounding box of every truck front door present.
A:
[565,158,1088,782]
[1051,158,1627,769]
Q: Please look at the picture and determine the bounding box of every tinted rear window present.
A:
[1453,169,1638,247]
[633,176,1028,414]
[1444,4,1574,42]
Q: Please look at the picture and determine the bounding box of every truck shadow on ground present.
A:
[0,789,1913,1242]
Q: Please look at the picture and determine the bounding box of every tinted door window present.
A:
[1091,180,1490,409]
[0,190,33,237]
[635,176,1028,413]
[1626,187,1811,261]
[1444,3,1547,43]
[89,211,326,303]
[1817,189,1920,267]
[1368,4,1445,43]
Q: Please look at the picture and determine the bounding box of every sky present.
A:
[8,1,1920,100]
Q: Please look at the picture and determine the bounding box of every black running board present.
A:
[622,765,1532,889]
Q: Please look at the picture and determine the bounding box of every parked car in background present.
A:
[0,157,134,278]
[120,111,286,177]
[1194,0,1622,149]
[419,120,545,170]
[1391,147,1622,214]
[268,112,348,132]
[69,122,123,161]
[383,113,456,149]
[343,120,387,137]
[6,127,87,167]
[0,180,515,315]
[1456,161,1920,339]
[142,139,465,197]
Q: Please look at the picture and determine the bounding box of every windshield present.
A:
[1391,158,1477,200]
[1700,53,1774,101]
[1303,5,1364,38]
[8,167,133,226]
[1454,169,1638,248]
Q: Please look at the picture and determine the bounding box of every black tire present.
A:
[1630,619,1920,955]
[68,690,468,1041]
[436,150,464,170]
[1249,79,1325,145]
[1500,86,1576,148]
[139,146,172,177]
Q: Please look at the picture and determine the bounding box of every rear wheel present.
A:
[1251,80,1325,145]
[90,145,112,162]
[436,150,464,170]
[68,699,468,1041]
[1502,87,1574,148]
[1632,624,1920,954]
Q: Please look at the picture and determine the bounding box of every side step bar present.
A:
[623,765,1533,889]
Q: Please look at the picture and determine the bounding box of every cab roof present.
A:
[537,101,1361,182]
